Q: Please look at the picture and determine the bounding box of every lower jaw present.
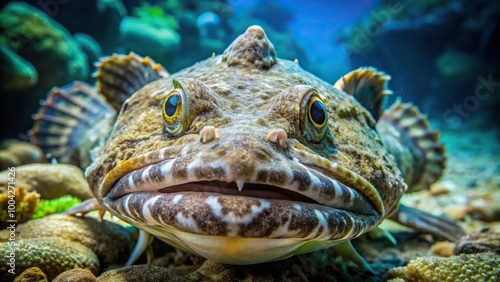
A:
[137,221,349,265]
[103,191,380,250]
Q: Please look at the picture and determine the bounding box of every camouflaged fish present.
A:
[30,26,464,268]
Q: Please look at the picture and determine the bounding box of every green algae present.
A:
[32,195,81,219]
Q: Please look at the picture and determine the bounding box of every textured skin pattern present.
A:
[85,26,406,264]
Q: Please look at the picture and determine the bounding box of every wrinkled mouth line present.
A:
[99,149,384,216]
[109,179,378,216]
[158,181,318,203]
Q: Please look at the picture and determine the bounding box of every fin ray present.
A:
[390,204,465,242]
[29,81,116,167]
[95,52,169,110]
[334,67,392,120]
[377,101,446,192]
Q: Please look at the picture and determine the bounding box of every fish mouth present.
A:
[100,148,385,217]
[157,181,319,204]
[97,148,386,240]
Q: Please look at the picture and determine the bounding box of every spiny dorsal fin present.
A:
[29,81,116,167]
[95,52,169,110]
[334,67,392,120]
[376,101,446,192]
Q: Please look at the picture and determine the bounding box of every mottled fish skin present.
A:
[85,26,406,264]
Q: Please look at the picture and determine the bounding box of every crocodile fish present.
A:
[30,25,464,267]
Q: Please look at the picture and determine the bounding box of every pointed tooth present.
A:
[236,180,244,191]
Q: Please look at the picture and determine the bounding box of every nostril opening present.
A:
[267,128,288,148]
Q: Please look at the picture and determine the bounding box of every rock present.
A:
[0,185,40,229]
[430,241,454,257]
[119,16,180,64]
[0,164,93,200]
[53,268,97,282]
[0,139,46,170]
[13,267,48,282]
[0,152,20,173]
[388,252,500,281]
[96,249,346,281]
[186,251,339,281]
[0,237,99,281]
[0,2,88,89]
[0,44,37,91]
[443,204,468,221]
[35,0,126,54]
[453,229,500,255]
[429,180,457,196]
[97,265,184,282]
[0,2,89,139]
[0,215,133,267]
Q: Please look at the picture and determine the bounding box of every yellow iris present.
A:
[162,89,187,135]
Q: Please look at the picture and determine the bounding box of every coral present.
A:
[118,1,181,65]
[0,214,135,281]
[0,237,99,281]
[0,2,88,88]
[0,44,37,91]
[132,2,179,30]
[0,164,93,200]
[388,252,500,281]
[119,16,180,64]
[0,185,40,229]
[0,214,133,266]
[31,195,81,219]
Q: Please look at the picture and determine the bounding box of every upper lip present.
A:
[99,148,385,217]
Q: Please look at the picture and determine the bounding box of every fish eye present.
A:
[162,88,188,135]
[308,97,327,128]
[164,91,180,117]
[300,89,328,143]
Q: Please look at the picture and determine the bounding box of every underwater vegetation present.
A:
[31,195,81,220]
[132,2,179,30]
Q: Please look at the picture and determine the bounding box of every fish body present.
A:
[31,26,458,266]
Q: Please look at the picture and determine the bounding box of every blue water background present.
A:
[229,0,378,82]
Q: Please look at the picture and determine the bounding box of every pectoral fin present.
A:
[95,52,169,110]
[334,67,392,120]
[376,101,446,192]
[390,204,465,242]
[29,82,116,167]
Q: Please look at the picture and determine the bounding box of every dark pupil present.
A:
[310,100,326,125]
[165,94,179,116]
